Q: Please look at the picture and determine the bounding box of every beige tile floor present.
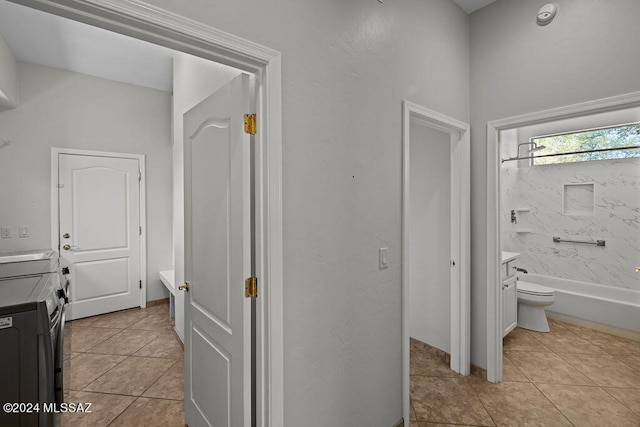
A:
[411,318,640,426]
[62,303,185,427]
[65,308,640,426]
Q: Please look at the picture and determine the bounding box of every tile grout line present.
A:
[77,353,131,393]
[80,354,179,396]
[139,357,182,399]
[65,305,179,425]
[502,351,533,383]
[106,356,182,426]
[546,323,601,387]
[530,382,576,427]
[531,319,625,426]
[106,396,140,427]
[464,377,498,427]
[106,395,184,427]
[599,386,640,417]
[533,322,573,424]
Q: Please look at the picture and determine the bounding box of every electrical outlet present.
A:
[19,226,29,238]
[1,227,12,238]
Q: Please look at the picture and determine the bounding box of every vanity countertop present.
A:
[501,251,520,264]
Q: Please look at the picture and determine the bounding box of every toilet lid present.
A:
[517,280,554,296]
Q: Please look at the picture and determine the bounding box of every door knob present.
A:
[63,244,71,250]
[179,283,190,292]
[63,233,70,239]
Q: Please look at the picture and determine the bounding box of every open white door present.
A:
[183,74,252,426]
[58,153,142,320]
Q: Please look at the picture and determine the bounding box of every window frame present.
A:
[529,121,640,165]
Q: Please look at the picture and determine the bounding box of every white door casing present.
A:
[402,100,470,426]
[183,74,251,427]
[57,152,143,320]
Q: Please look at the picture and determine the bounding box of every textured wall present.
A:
[0,61,173,301]
[470,0,640,368]
[147,0,470,424]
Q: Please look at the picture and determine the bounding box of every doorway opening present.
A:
[402,100,470,424]
[7,0,284,424]
[485,91,640,383]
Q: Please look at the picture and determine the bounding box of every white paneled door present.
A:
[58,154,141,320]
[183,74,252,426]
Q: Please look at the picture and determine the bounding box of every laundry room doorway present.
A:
[19,0,285,424]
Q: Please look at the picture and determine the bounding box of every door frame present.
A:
[402,100,470,424]
[29,0,285,424]
[51,147,147,307]
[485,90,640,383]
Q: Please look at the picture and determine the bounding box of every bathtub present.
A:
[521,274,640,337]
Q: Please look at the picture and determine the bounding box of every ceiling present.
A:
[0,0,495,93]
[0,0,174,92]
[453,0,497,14]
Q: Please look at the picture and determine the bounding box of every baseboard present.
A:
[394,418,404,427]
[547,312,640,342]
[410,337,450,365]
[470,363,487,380]
[146,297,170,307]
[411,337,488,381]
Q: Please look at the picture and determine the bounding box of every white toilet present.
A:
[516,280,555,332]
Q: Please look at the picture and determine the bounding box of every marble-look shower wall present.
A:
[501,157,640,292]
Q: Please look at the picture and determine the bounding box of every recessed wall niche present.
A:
[563,183,595,216]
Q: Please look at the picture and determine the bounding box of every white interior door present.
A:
[183,73,252,427]
[58,153,141,320]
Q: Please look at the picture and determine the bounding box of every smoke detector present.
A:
[537,3,557,26]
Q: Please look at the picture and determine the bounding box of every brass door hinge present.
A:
[245,276,258,298]
[244,114,256,135]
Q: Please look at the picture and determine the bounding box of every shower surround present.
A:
[501,157,640,293]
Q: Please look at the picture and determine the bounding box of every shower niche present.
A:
[563,183,595,216]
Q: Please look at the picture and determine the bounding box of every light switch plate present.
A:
[379,247,388,269]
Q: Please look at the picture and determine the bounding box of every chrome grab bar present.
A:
[553,236,605,247]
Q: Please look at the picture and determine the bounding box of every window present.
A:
[531,122,640,165]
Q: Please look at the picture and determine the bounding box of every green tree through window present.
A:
[532,123,640,165]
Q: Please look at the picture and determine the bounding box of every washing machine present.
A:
[0,250,67,427]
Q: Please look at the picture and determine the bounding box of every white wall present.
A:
[152,0,470,424]
[0,61,173,302]
[470,0,640,369]
[172,52,241,341]
[409,122,451,353]
[0,33,17,110]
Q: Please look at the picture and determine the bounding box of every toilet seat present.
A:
[517,280,554,296]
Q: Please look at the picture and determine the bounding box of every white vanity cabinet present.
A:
[501,252,519,337]
[502,276,517,336]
